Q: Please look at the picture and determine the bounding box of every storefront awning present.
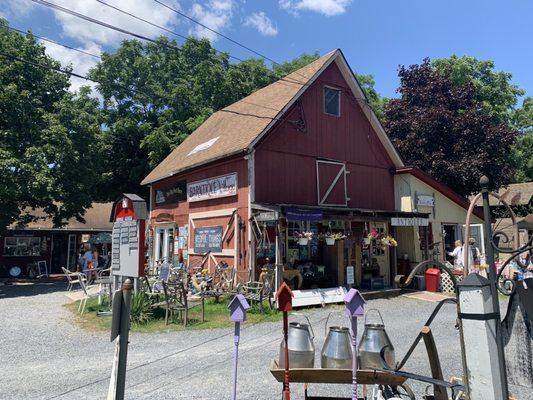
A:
[253,203,429,222]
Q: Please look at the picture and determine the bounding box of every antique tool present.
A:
[358,309,395,370]
[276,282,294,400]
[228,294,250,400]
[321,325,352,369]
[279,316,315,369]
[344,289,366,400]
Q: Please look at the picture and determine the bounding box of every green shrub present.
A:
[130,291,153,325]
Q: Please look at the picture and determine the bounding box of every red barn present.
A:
[142,49,428,289]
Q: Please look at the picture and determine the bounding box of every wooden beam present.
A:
[421,326,447,400]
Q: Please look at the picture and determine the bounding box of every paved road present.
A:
[0,282,529,399]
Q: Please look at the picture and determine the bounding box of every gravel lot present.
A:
[0,282,530,400]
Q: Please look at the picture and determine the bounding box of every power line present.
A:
[5,26,101,59]
[152,0,279,66]
[29,0,313,88]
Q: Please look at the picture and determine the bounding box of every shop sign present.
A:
[187,173,237,202]
[416,194,435,207]
[155,180,187,205]
[193,226,223,253]
[255,211,278,222]
[391,217,429,227]
[286,208,323,222]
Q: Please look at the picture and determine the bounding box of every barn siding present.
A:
[254,62,395,210]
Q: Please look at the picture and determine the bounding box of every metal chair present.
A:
[78,278,108,314]
[62,267,86,291]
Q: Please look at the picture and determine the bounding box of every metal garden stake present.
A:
[228,294,250,400]
[275,282,294,400]
[344,288,366,400]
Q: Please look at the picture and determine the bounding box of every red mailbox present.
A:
[110,194,148,279]
[425,268,441,292]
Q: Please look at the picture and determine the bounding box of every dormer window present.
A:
[324,86,340,116]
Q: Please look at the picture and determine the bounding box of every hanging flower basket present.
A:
[325,237,336,246]
[298,237,309,246]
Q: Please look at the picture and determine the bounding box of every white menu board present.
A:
[111,220,140,277]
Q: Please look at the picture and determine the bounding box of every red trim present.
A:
[396,167,484,220]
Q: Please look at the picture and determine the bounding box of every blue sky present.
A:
[1,0,532,102]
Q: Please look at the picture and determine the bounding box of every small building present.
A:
[142,49,482,290]
[395,167,483,269]
[0,203,113,277]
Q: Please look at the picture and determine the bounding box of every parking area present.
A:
[0,282,528,399]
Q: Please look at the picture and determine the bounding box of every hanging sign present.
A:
[416,194,435,207]
[155,180,187,205]
[187,173,237,202]
[391,217,429,226]
[194,226,223,254]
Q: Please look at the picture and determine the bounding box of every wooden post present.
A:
[275,283,293,400]
[421,326,447,400]
[344,288,366,400]
[107,278,133,400]
[228,294,250,400]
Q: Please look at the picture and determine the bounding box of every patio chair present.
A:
[62,267,86,291]
[158,279,205,326]
[241,280,271,312]
[78,278,108,314]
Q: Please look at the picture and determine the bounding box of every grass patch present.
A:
[65,295,282,333]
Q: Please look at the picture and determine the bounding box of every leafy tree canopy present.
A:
[0,20,102,229]
[432,55,525,125]
[384,59,518,196]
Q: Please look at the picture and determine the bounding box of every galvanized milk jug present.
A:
[358,309,395,369]
[321,325,353,369]
[279,315,315,368]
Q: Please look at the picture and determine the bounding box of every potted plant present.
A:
[366,229,398,250]
[295,231,313,245]
[322,232,346,245]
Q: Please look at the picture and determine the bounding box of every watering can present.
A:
[279,314,315,368]
[321,324,352,369]
[358,309,395,370]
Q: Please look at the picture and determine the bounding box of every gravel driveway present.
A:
[0,282,530,399]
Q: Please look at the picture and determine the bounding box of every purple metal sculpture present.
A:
[228,294,250,400]
[344,288,366,400]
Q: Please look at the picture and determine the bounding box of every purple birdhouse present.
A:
[229,294,250,322]
[344,288,366,317]
[275,282,293,312]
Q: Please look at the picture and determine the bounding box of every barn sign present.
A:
[154,180,187,205]
[187,173,237,202]
[194,226,224,254]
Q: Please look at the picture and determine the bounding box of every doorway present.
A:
[154,225,175,263]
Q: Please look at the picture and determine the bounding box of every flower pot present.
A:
[364,238,371,245]
[325,237,335,246]
[298,238,309,246]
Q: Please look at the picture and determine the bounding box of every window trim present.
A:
[323,85,341,117]
[3,236,42,257]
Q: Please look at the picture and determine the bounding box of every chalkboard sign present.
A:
[194,226,223,254]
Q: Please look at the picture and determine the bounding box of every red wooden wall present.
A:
[254,62,396,211]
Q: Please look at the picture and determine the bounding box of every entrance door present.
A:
[51,234,68,273]
[154,225,175,263]
[369,222,390,286]
[67,234,77,269]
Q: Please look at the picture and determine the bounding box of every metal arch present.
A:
[395,260,458,292]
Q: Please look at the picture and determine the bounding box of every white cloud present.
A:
[244,12,278,37]
[48,0,181,47]
[189,0,235,41]
[0,0,37,18]
[279,0,352,17]
[41,40,102,93]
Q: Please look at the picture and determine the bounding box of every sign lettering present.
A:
[391,217,429,227]
[187,173,237,202]
[194,226,224,254]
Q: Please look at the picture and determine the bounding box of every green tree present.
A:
[0,21,102,229]
[355,73,388,121]
[432,55,525,124]
[384,59,518,196]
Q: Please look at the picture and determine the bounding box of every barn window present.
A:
[324,86,340,116]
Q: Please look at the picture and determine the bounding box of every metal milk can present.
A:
[358,309,395,370]
[321,325,353,369]
[279,315,315,368]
